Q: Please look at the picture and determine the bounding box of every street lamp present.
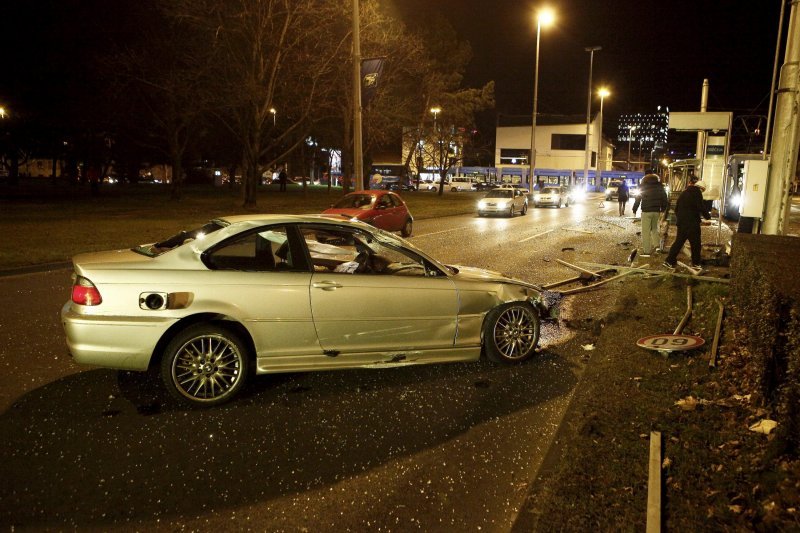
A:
[596,88,610,183]
[270,107,276,125]
[430,107,442,187]
[430,106,441,131]
[530,7,554,190]
[627,125,637,170]
[0,107,6,119]
[582,46,601,188]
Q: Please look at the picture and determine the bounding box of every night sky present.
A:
[0,1,788,127]
[397,0,786,120]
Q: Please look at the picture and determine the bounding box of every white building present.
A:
[495,114,614,190]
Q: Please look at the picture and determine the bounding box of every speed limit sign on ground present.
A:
[637,334,705,352]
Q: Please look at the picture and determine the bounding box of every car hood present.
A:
[450,265,539,289]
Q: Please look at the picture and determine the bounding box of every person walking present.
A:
[278,166,288,192]
[617,180,630,216]
[663,180,711,269]
[632,173,668,257]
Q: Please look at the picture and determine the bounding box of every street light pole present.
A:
[596,88,610,185]
[582,46,601,188]
[430,107,441,189]
[530,8,554,191]
[627,125,637,170]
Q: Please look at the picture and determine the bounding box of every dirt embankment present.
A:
[514,232,800,531]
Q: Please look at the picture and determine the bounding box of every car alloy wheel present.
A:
[521,203,528,215]
[161,323,250,406]
[483,302,540,363]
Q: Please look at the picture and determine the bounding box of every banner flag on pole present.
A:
[360,57,385,108]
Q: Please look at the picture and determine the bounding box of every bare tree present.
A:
[168,0,346,208]
[108,9,212,199]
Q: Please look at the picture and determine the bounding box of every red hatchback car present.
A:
[323,190,413,237]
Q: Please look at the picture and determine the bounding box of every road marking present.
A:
[413,226,471,238]
[518,229,553,242]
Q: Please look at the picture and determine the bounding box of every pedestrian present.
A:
[663,180,711,270]
[278,166,288,192]
[617,180,630,216]
[632,173,668,257]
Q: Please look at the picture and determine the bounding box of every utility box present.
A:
[739,160,769,218]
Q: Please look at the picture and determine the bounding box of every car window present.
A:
[135,220,226,257]
[299,226,430,276]
[542,187,560,194]
[333,194,374,209]
[486,190,513,199]
[205,226,299,272]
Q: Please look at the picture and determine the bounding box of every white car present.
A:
[533,186,570,208]
[62,215,554,406]
[477,187,528,217]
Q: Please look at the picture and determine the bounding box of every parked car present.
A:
[448,176,478,192]
[533,186,570,208]
[322,190,413,237]
[61,215,552,406]
[604,181,621,200]
[477,187,528,217]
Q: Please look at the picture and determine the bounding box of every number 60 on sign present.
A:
[636,334,705,352]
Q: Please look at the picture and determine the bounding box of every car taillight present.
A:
[71,275,103,306]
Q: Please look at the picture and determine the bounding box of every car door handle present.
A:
[312,280,343,291]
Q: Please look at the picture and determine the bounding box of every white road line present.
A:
[413,226,471,238]
[518,229,553,242]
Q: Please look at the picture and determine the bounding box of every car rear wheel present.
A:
[483,302,540,363]
[401,218,413,237]
[451,187,458,193]
[521,202,528,215]
[161,323,250,406]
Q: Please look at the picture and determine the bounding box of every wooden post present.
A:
[647,431,662,533]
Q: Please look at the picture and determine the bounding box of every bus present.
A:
[368,164,411,190]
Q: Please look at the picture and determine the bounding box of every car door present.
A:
[299,225,459,357]
[371,194,396,231]
[199,225,319,359]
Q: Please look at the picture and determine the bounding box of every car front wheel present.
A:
[161,323,250,406]
[401,218,413,237]
[521,202,528,215]
[483,302,540,363]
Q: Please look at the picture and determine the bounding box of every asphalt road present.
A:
[0,195,721,531]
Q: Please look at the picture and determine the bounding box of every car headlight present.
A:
[478,200,487,208]
[534,194,541,201]
[572,189,586,201]
[496,201,508,208]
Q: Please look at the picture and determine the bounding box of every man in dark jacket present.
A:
[632,174,668,257]
[617,181,630,216]
[663,180,711,269]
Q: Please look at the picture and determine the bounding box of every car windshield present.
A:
[133,220,227,257]
[485,190,513,199]
[542,187,560,194]
[332,194,375,210]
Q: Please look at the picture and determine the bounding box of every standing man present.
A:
[663,180,711,269]
[617,180,630,216]
[632,174,668,257]
[278,165,288,192]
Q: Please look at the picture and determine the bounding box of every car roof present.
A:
[217,213,371,226]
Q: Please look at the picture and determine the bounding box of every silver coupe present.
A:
[62,215,553,406]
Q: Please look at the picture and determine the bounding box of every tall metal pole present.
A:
[529,8,554,191]
[763,0,787,158]
[597,89,609,181]
[696,79,709,161]
[762,0,800,235]
[529,21,543,190]
[352,0,364,191]
[583,46,601,187]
